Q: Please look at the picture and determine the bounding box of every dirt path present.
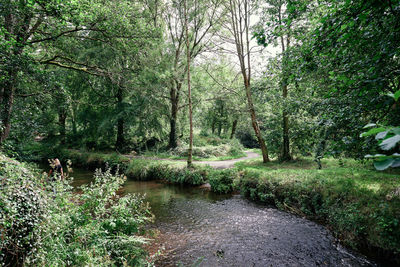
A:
[194,150,260,169]
[128,151,261,169]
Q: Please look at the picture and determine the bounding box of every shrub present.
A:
[0,153,153,266]
[126,159,206,185]
[0,154,47,265]
[208,169,238,194]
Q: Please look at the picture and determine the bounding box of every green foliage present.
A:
[32,168,152,266]
[361,91,400,170]
[0,154,47,265]
[0,153,153,266]
[208,169,238,194]
[235,158,400,262]
[126,159,206,185]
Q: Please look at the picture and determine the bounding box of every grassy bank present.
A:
[39,149,400,263]
[234,157,400,264]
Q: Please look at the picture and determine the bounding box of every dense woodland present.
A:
[1,0,400,266]
[1,0,398,164]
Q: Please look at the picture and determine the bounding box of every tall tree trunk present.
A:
[244,80,269,163]
[279,6,292,161]
[230,119,238,139]
[116,118,124,151]
[281,78,291,161]
[185,0,193,167]
[218,122,222,136]
[168,84,180,149]
[116,87,124,151]
[211,120,216,134]
[58,109,67,145]
[229,0,269,162]
[0,73,16,144]
[71,105,77,135]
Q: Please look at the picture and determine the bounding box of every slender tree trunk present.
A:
[116,118,124,150]
[211,120,216,134]
[281,77,291,161]
[168,84,180,149]
[0,71,16,144]
[230,119,238,139]
[58,109,67,145]
[185,0,193,167]
[244,80,269,163]
[229,0,269,162]
[71,105,77,135]
[116,87,124,151]
[279,6,292,161]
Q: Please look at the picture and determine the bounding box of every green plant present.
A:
[0,154,47,265]
[0,153,153,266]
[361,90,400,170]
[208,169,238,194]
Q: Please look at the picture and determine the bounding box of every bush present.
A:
[208,169,238,194]
[31,167,153,266]
[0,153,153,266]
[126,159,206,185]
[0,154,47,265]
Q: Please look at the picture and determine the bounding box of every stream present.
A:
[62,167,375,266]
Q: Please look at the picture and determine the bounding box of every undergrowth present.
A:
[0,153,153,266]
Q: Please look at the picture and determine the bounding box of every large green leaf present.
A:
[392,159,400,168]
[388,90,400,101]
[379,135,400,150]
[375,130,389,140]
[374,158,395,170]
[363,123,376,128]
[360,127,386,137]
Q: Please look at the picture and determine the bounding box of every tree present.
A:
[226,0,270,162]
[1,0,161,149]
[254,0,310,161]
[299,0,400,159]
[184,0,194,167]
[162,0,225,149]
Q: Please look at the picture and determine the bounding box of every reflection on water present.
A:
[123,181,231,223]
[47,165,231,223]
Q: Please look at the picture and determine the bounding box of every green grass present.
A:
[140,151,246,161]
[234,157,400,263]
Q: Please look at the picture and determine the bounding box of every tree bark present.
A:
[0,77,16,144]
[244,80,269,163]
[71,105,77,135]
[279,5,292,161]
[168,83,180,149]
[116,87,124,151]
[230,119,238,139]
[58,108,67,145]
[185,0,193,167]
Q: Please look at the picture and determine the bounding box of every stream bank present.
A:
[39,150,400,265]
[67,167,375,266]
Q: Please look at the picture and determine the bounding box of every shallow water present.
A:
[62,167,375,267]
